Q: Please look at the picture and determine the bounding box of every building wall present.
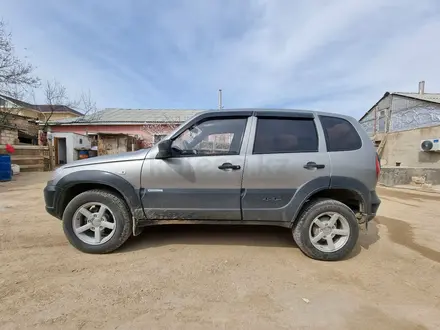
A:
[381,125,440,168]
[388,95,440,132]
[51,132,91,163]
[98,135,130,155]
[0,127,19,144]
[1,105,80,123]
[10,115,39,136]
[0,106,42,121]
[359,95,392,137]
[44,112,80,121]
[50,123,178,148]
[16,107,42,120]
[360,95,440,137]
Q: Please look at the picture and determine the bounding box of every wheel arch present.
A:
[55,170,143,219]
[290,176,370,227]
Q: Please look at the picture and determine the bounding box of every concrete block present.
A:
[411,176,426,184]
[380,167,440,186]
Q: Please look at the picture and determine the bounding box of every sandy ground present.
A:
[0,172,439,330]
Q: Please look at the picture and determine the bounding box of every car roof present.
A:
[197,108,356,121]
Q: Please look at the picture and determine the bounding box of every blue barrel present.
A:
[78,150,89,159]
[0,154,12,182]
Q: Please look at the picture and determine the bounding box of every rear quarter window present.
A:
[319,115,362,152]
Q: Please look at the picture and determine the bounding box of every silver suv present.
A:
[44,109,381,261]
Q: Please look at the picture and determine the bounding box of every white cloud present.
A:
[2,0,440,118]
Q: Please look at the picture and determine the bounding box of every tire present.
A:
[292,198,359,261]
[62,189,132,254]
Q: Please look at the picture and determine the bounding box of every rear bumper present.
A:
[366,190,381,222]
[43,181,62,219]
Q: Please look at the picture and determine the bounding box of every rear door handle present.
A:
[303,162,325,170]
[218,162,241,170]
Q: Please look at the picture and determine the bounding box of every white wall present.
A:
[51,132,91,163]
[381,125,440,168]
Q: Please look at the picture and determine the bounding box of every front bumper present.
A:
[43,181,61,219]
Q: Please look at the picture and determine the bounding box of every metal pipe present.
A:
[218,89,223,110]
[419,81,425,94]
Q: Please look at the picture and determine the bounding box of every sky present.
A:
[2,0,440,118]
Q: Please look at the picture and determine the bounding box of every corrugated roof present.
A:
[393,92,440,104]
[51,108,204,125]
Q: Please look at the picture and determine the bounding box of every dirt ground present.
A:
[1,172,439,330]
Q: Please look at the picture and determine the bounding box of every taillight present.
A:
[375,153,381,179]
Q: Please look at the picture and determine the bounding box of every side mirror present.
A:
[156,139,172,159]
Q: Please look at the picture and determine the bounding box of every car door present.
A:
[241,112,331,222]
[140,113,252,221]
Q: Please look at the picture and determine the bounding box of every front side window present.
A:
[253,117,319,154]
[171,117,247,156]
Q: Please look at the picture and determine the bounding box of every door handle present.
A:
[218,162,241,170]
[303,162,325,170]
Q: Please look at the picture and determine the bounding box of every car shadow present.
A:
[349,218,381,259]
[118,220,381,259]
[118,225,296,253]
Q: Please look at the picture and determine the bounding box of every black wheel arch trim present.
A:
[289,176,373,226]
[54,170,142,219]
[330,176,371,213]
[289,176,330,225]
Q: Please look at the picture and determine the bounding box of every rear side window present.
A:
[253,118,318,154]
[319,115,362,152]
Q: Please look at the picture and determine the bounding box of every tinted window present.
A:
[253,118,318,154]
[319,116,362,152]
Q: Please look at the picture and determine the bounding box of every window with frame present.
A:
[171,117,247,156]
[319,115,362,152]
[253,117,319,154]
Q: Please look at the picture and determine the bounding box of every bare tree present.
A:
[71,88,100,123]
[0,19,40,125]
[32,79,99,131]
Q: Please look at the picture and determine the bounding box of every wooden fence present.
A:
[0,144,52,172]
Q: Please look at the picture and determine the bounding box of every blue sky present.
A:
[2,0,440,118]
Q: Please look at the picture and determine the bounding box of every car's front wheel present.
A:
[292,199,359,261]
[62,189,132,254]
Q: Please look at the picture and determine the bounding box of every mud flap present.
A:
[132,217,143,236]
[356,212,368,232]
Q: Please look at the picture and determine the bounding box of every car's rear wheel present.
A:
[62,189,132,254]
[292,199,359,261]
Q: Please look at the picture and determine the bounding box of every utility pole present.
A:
[218,89,223,110]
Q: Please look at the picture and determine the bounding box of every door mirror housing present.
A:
[155,139,173,159]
